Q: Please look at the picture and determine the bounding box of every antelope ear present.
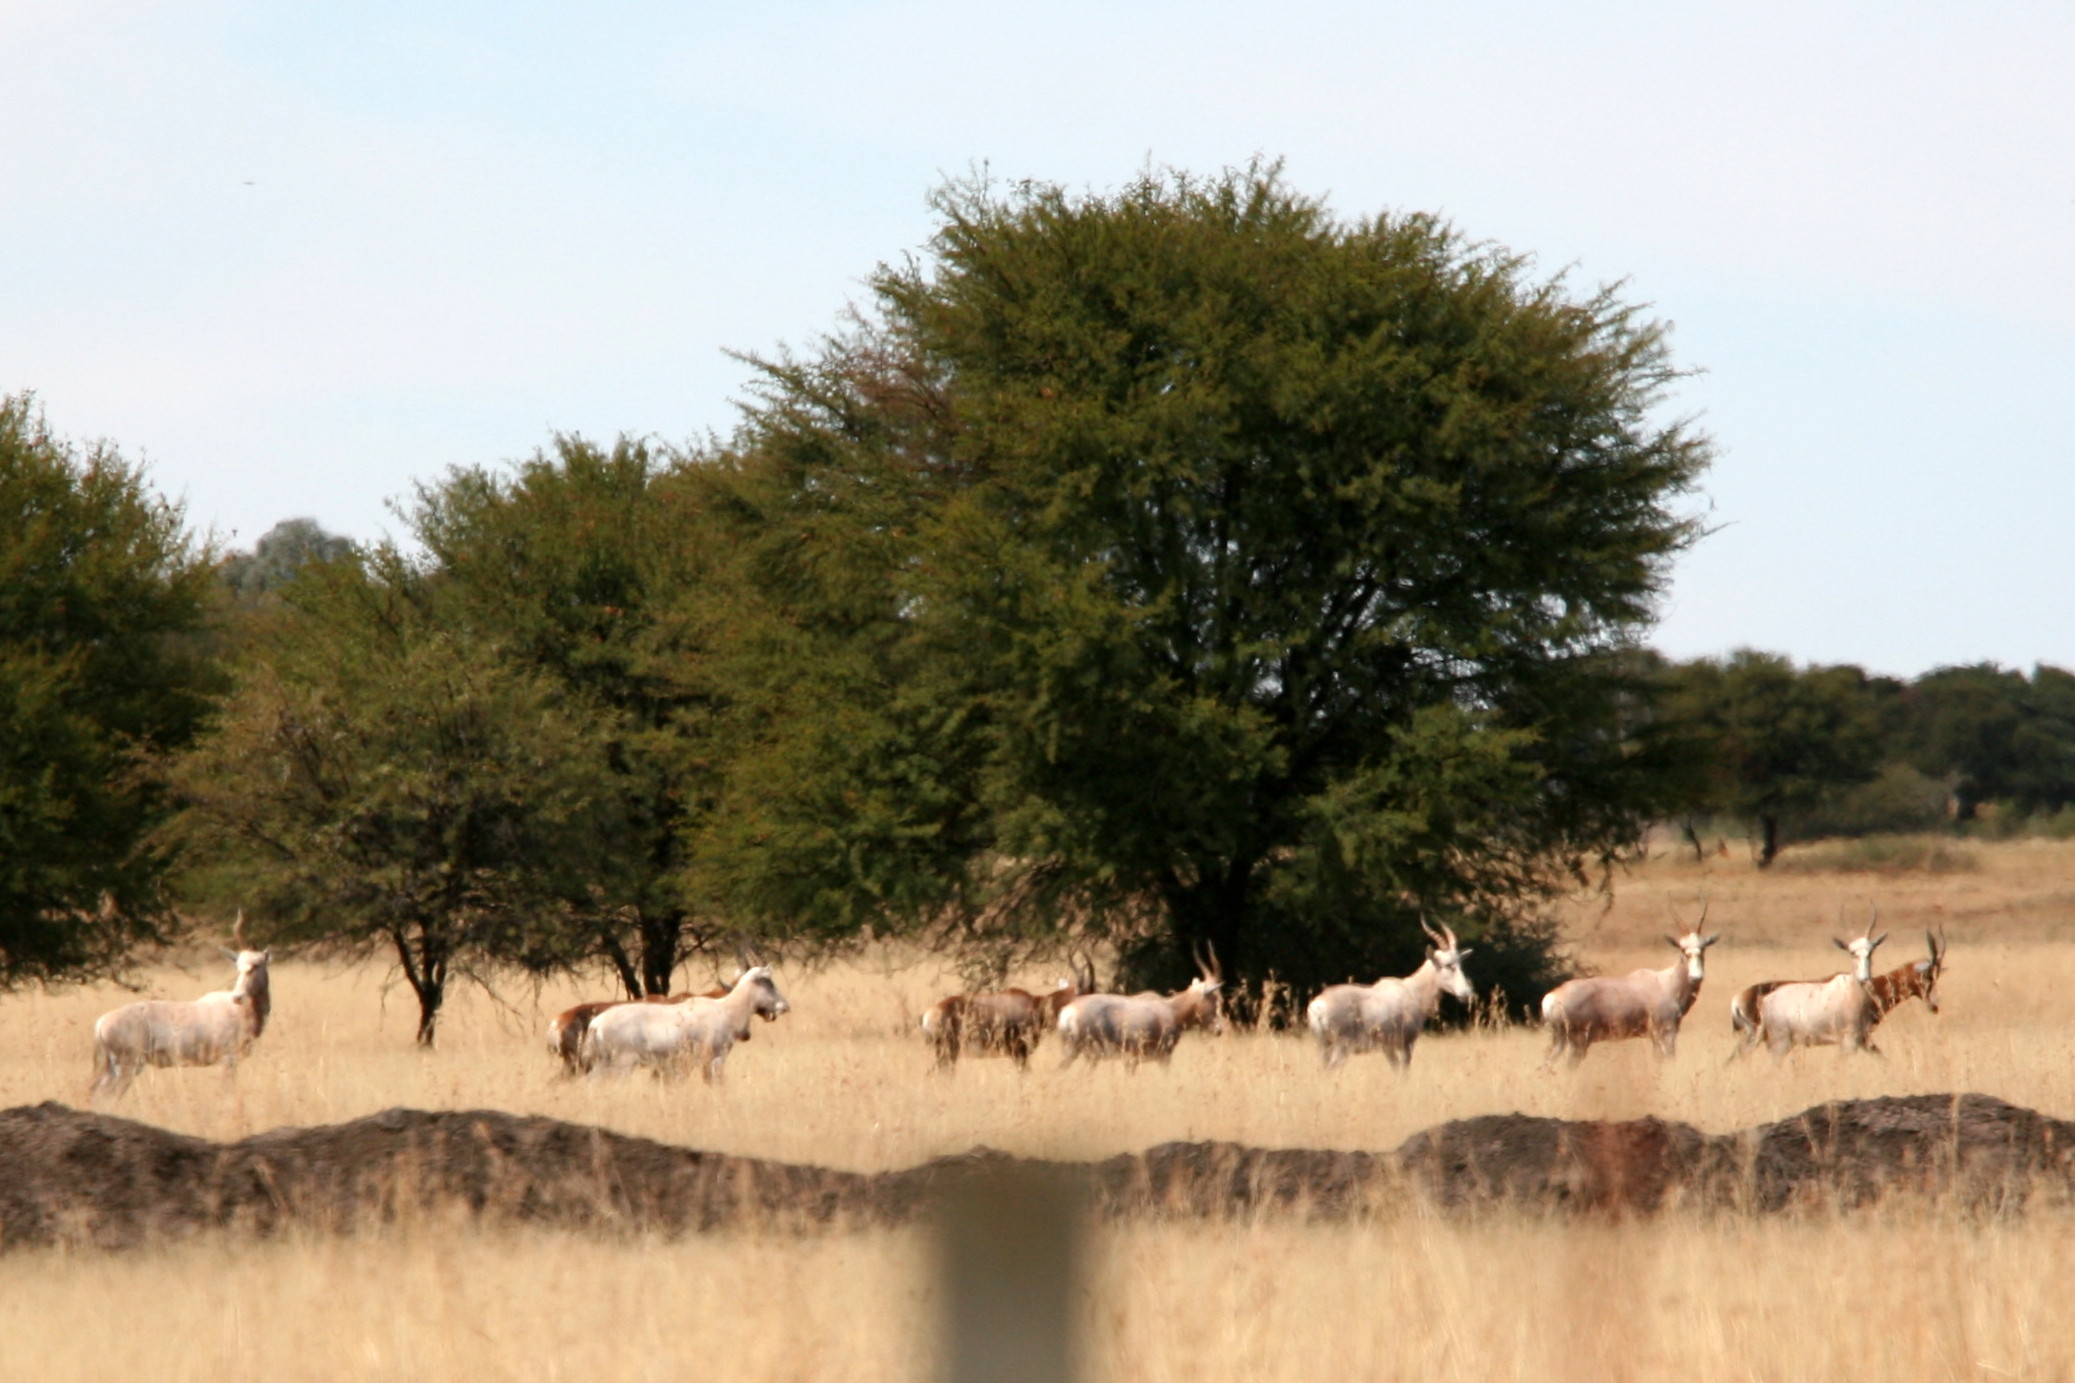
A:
[1872,932,1889,948]
[1663,934,1681,950]
[1456,947,1474,959]
[1914,960,1932,975]
[1702,934,1721,948]
[1833,938,1851,952]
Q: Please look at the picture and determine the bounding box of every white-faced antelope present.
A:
[1055,944,1225,1070]
[1730,925,1946,1041]
[89,923,273,1098]
[580,965,790,1083]
[922,956,1095,1071]
[1306,920,1475,1070]
[1731,912,1889,1059]
[547,983,739,1076]
[1539,912,1718,1068]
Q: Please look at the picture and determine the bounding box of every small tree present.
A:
[166,549,610,1043]
[219,518,356,599]
[1660,651,1884,865]
[0,395,217,986]
[407,437,740,996]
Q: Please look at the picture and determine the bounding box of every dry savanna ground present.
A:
[7,835,2075,1381]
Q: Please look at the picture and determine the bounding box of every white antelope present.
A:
[89,933,273,1098]
[1734,914,1888,1059]
[1307,920,1475,1070]
[1540,913,1718,1068]
[580,965,790,1082]
[1056,944,1225,1069]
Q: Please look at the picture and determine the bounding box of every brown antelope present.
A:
[1307,920,1475,1070]
[1730,926,1946,1040]
[1540,911,1718,1068]
[90,919,273,1098]
[1056,944,1225,1070]
[1731,913,1889,1059]
[921,956,1096,1071]
[548,984,737,1076]
[581,965,791,1082]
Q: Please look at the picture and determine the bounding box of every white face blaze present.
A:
[1434,948,1475,1003]
[1674,931,1713,981]
[1841,933,1886,983]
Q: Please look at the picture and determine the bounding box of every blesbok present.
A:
[1730,927,1947,1041]
[1056,945,1225,1069]
[1307,921,1475,1070]
[1540,913,1719,1068]
[1732,914,1889,1059]
[547,983,740,1077]
[89,929,273,1098]
[921,956,1096,1071]
[580,965,791,1083]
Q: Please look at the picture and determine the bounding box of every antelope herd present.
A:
[79,905,1961,1100]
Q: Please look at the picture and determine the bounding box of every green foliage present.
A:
[407,436,739,994]
[1657,651,1887,865]
[1789,760,1952,840]
[1904,663,2075,821]
[716,164,1709,1005]
[0,395,217,985]
[164,549,613,1043]
[219,518,355,598]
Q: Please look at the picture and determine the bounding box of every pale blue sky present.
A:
[4,1,2069,676]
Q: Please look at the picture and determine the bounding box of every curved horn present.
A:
[1200,940,1223,982]
[1865,905,1879,941]
[232,909,246,949]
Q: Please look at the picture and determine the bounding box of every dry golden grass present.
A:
[7,835,2075,1381]
[6,1214,2075,1382]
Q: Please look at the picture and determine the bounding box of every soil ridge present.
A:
[3,1093,2070,1249]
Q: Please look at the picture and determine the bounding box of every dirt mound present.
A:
[1396,1113,1708,1213]
[4,1094,2073,1249]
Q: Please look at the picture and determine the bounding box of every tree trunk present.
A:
[1682,821,1706,863]
[601,934,642,1000]
[413,980,444,1046]
[637,908,684,997]
[1757,814,1781,868]
[391,927,448,1047]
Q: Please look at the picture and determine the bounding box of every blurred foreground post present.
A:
[937,1163,1083,1383]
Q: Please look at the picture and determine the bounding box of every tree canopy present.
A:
[165,546,614,1043]
[407,436,738,995]
[715,164,1711,1002]
[0,395,217,986]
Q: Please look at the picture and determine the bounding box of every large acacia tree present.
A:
[719,165,1709,1001]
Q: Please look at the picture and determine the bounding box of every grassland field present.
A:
[7,835,2075,1382]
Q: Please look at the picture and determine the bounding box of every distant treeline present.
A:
[1646,651,2075,865]
[3,166,2056,1034]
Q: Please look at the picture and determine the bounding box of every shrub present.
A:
[1777,834,1978,875]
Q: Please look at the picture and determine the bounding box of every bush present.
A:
[1778,834,1978,875]
[1790,762,1952,841]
